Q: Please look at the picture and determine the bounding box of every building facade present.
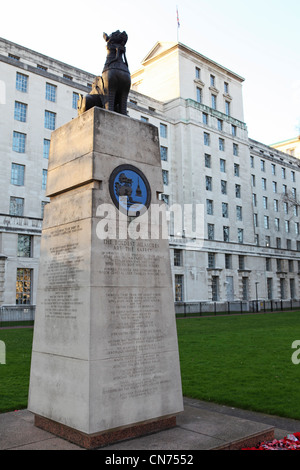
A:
[0,37,300,308]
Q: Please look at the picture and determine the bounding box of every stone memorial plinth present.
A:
[28,107,183,449]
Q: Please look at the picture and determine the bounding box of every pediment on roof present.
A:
[142,41,177,64]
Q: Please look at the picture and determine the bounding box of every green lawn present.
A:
[177,311,300,419]
[1,312,300,419]
[0,328,33,413]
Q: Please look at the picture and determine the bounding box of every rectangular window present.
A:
[233,143,239,156]
[238,228,244,243]
[231,125,236,136]
[267,278,273,300]
[238,255,245,270]
[160,123,167,138]
[196,87,202,103]
[263,196,268,209]
[251,175,255,186]
[291,171,295,182]
[273,181,277,193]
[253,193,257,206]
[43,139,50,159]
[295,222,299,235]
[174,249,182,266]
[235,184,241,198]
[212,276,219,301]
[217,119,223,131]
[234,163,240,177]
[281,167,286,179]
[285,220,290,233]
[225,254,232,269]
[250,156,254,168]
[254,213,258,227]
[195,67,201,79]
[206,199,213,215]
[45,110,56,130]
[210,74,215,87]
[265,236,270,247]
[222,202,228,218]
[16,268,32,304]
[11,163,25,186]
[264,215,269,229]
[162,169,168,185]
[275,218,280,231]
[72,92,79,109]
[274,199,278,212]
[204,153,211,168]
[284,202,289,214]
[13,131,26,153]
[211,94,217,110]
[14,101,27,122]
[10,197,24,216]
[236,206,242,221]
[224,82,229,93]
[223,226,230,242]
[45,83,56,102]
[204,132,210,146]
[266,258,272,271]
[42,169,48,190]
[221,180,227,194]
[262,178,267,190]
[208,253,215,269]
[276,237,281,248]
[18,234,32,257]
[160,146,168,161]
[202,112,208,124]
[242,277,248,300]
[208,223,214,240]
[174,274,184,301]
[220,159,226,172]
[16,72,28,92]
[271,164,276,175]
[206,176,212,191]
[219,138,225,151]
[225,101,230,116]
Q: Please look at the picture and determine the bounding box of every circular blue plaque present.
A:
[109,164,151,216]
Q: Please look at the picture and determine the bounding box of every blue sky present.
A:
[1,0,299,145]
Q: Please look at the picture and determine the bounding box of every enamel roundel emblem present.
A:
[109,164,151,216]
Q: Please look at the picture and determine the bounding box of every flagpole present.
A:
[176,5,180,43]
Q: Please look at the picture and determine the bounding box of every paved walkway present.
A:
[1,397,300,451]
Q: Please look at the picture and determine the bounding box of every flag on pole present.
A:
[176,6,180,28]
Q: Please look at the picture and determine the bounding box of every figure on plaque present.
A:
[77,30,131,116]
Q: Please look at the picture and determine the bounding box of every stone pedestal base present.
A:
[35,414,177,449]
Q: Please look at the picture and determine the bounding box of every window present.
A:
[225,101,230,116]
[42,169,48,190]
[160,123,167,138]
[253,193,257,206]
[260,160,265,171]
[234,163,240,177]
[14,101,27,122]
[220,159,226,172]
[195,67,201,79]
[140,116,149,122]
[43,139,50,159]
[267,278,273,300]
[265,236,270,247]
[210,74,215,87]
[11,163,25,186]
[221,180,227,194]
[72,92,79,109]
[13,131,26,153]
[174,249,182,266]
[262,178,267,190]
[204,153,211,168]
[208,253,215,269]
[264,216,269,229]
[219,138,225,151]
[242,277,248,300]
[206,176,212,191]
[292,188,297,199]
[160,146,168,161]
[280,278,286,299]
[235,184,241,198]
[217,119,223,131]
[287,239,292,250]
[281,167,286,179]
[276,237,281,248]
[18,235,32,257]
[211,276,219,301]
[162,170,168,185]
[211,94,217,110]
[294,205,298,217]
[222,202,228,218]
[63,74,73,81]
[291,171,295,182]
[233,143,239,156]
[16,72,28,92]
[208,223,214,240]
[251,175,255,186]
[45,110,56,130]
[204,132,210,146]
[238,255,245,270]
[274,199,278,212]
[225,254,232,269]
[271,164,276,175]
[273,181,277,193]
[10,197,24,216]
[282,184,287,195]
[45,83,56,102]
[254,213,258,227]
[237,228,244,243]
[284,202,289,214]
[196,87,202,103]
[16,268,32,304]
[236,206,242,221]
[295,222,299,235]
[206,199,213,215]
[224,82,229,93]
[250,156,254,168]
[275,218,280,231]
[231,125,237,136]
[285,220,290,233]
[266,258,272,271]
[263,196,268,209]
[175,274,184,301]
[202,112,208,124]
[223,226,230,242]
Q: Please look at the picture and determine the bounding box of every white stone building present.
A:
[0,37,299,310]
